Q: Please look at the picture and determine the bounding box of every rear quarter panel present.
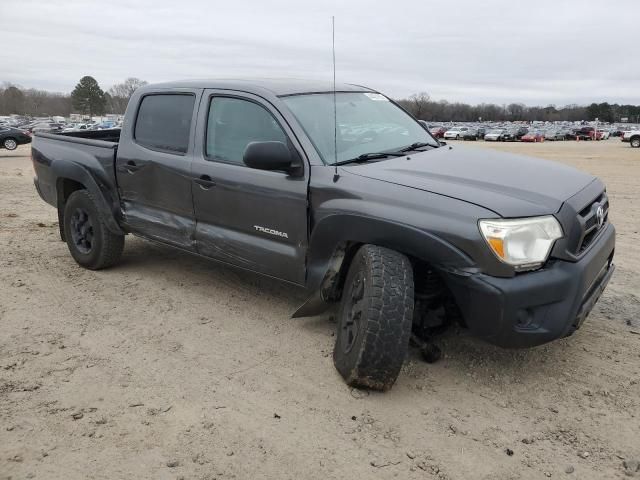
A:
[32,133,119,209]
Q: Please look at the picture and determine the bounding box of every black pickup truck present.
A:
[32,79,615,391]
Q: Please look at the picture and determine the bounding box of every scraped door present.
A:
[191,91,309,284]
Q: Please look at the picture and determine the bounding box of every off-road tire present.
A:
[631,136,640,148]
[333,245,414,391]
[3,138,17,150]
[63,190,124,270]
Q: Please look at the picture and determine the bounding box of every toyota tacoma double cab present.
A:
[32,79,615,391]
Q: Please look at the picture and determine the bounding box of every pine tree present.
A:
[71,76,106,117]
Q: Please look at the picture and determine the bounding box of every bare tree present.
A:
[108,77,148,113]
[408,92,430,119]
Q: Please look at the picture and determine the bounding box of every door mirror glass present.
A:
[243,141,294,172]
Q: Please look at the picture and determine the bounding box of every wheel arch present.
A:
[53,161,123,238]
[293,214,475,318]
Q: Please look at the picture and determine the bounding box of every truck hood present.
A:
[342,145,597,217]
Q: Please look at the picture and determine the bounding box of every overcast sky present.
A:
[2,0,639,105]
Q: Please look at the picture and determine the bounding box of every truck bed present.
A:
[31,129,121,212]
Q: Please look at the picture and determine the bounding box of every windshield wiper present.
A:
[335,151,407,166]
[399,141,438,152]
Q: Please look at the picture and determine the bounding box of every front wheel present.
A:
[631,137,640,148]
[333,245,414,391]
[63,190,124,270]
[3,138,17,150]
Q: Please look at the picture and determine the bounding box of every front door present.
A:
[116,90,200,249]
[191,91,309,284]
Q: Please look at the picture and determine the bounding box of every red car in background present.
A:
[520,130,545,142]
[573,126,604,140]
[429,125,447,138]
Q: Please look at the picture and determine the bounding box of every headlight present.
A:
[479,216,563,270]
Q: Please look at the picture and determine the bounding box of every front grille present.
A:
[576,192,609,254]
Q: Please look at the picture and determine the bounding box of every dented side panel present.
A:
[115,88,202,250]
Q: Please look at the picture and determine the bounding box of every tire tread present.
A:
[334,245,414,391]
[64,190,124,270]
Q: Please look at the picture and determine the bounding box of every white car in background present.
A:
[597,129,610,140]
[443,126,469,140]
[622,130,640,148]
[62,123,91,133]
[484,128,506,141]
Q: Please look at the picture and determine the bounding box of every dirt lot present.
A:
[1,140,639,480]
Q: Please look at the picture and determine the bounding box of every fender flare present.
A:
[293,213,476,318]
[52,160,124,236]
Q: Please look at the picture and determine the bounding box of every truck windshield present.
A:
[282,92,437,164]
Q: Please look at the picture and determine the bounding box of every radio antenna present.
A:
[332,16,339,182]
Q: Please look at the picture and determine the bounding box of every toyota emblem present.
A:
[596,205,605,228]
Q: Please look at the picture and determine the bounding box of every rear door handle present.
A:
[118,160,140,173]
[195,175,216,190]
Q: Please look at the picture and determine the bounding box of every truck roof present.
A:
[139,78,374,97]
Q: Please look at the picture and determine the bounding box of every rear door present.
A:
[116,90,200,249]
[191,90,309,284]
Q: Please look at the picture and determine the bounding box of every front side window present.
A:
[134,94,195,154]
[206,97,287,164]
[282,92,437,164]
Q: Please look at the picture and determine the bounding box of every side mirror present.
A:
[243,141,297,173]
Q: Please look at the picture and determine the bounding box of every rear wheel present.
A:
[3,138,17,150]
[63,190,124,270]
[631,137,640,148]
[333,245,414,391]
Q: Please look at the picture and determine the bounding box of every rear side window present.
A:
[205,97,287,165]
[134,94,195,154]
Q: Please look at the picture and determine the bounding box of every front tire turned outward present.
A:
[63,190,124,270]
[333,245,414,391]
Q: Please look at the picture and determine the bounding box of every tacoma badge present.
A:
[254,225,289,238]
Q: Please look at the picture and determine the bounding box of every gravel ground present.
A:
[1,140,639,480]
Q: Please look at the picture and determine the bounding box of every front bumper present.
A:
[444,222,615,348]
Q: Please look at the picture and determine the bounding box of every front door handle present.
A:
[195,175,216,190]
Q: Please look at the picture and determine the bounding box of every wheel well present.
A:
[58,178,85,204]
[321,241,362,302]
[324,244,465,329]
[56,178,86,241]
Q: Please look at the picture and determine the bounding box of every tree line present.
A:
[0,76,147,117]
[1,78,639,123]
[396,92,640,123]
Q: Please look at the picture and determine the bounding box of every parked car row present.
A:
[0,116,123,136]
[0,116,125,151]
[422,123,634,144]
